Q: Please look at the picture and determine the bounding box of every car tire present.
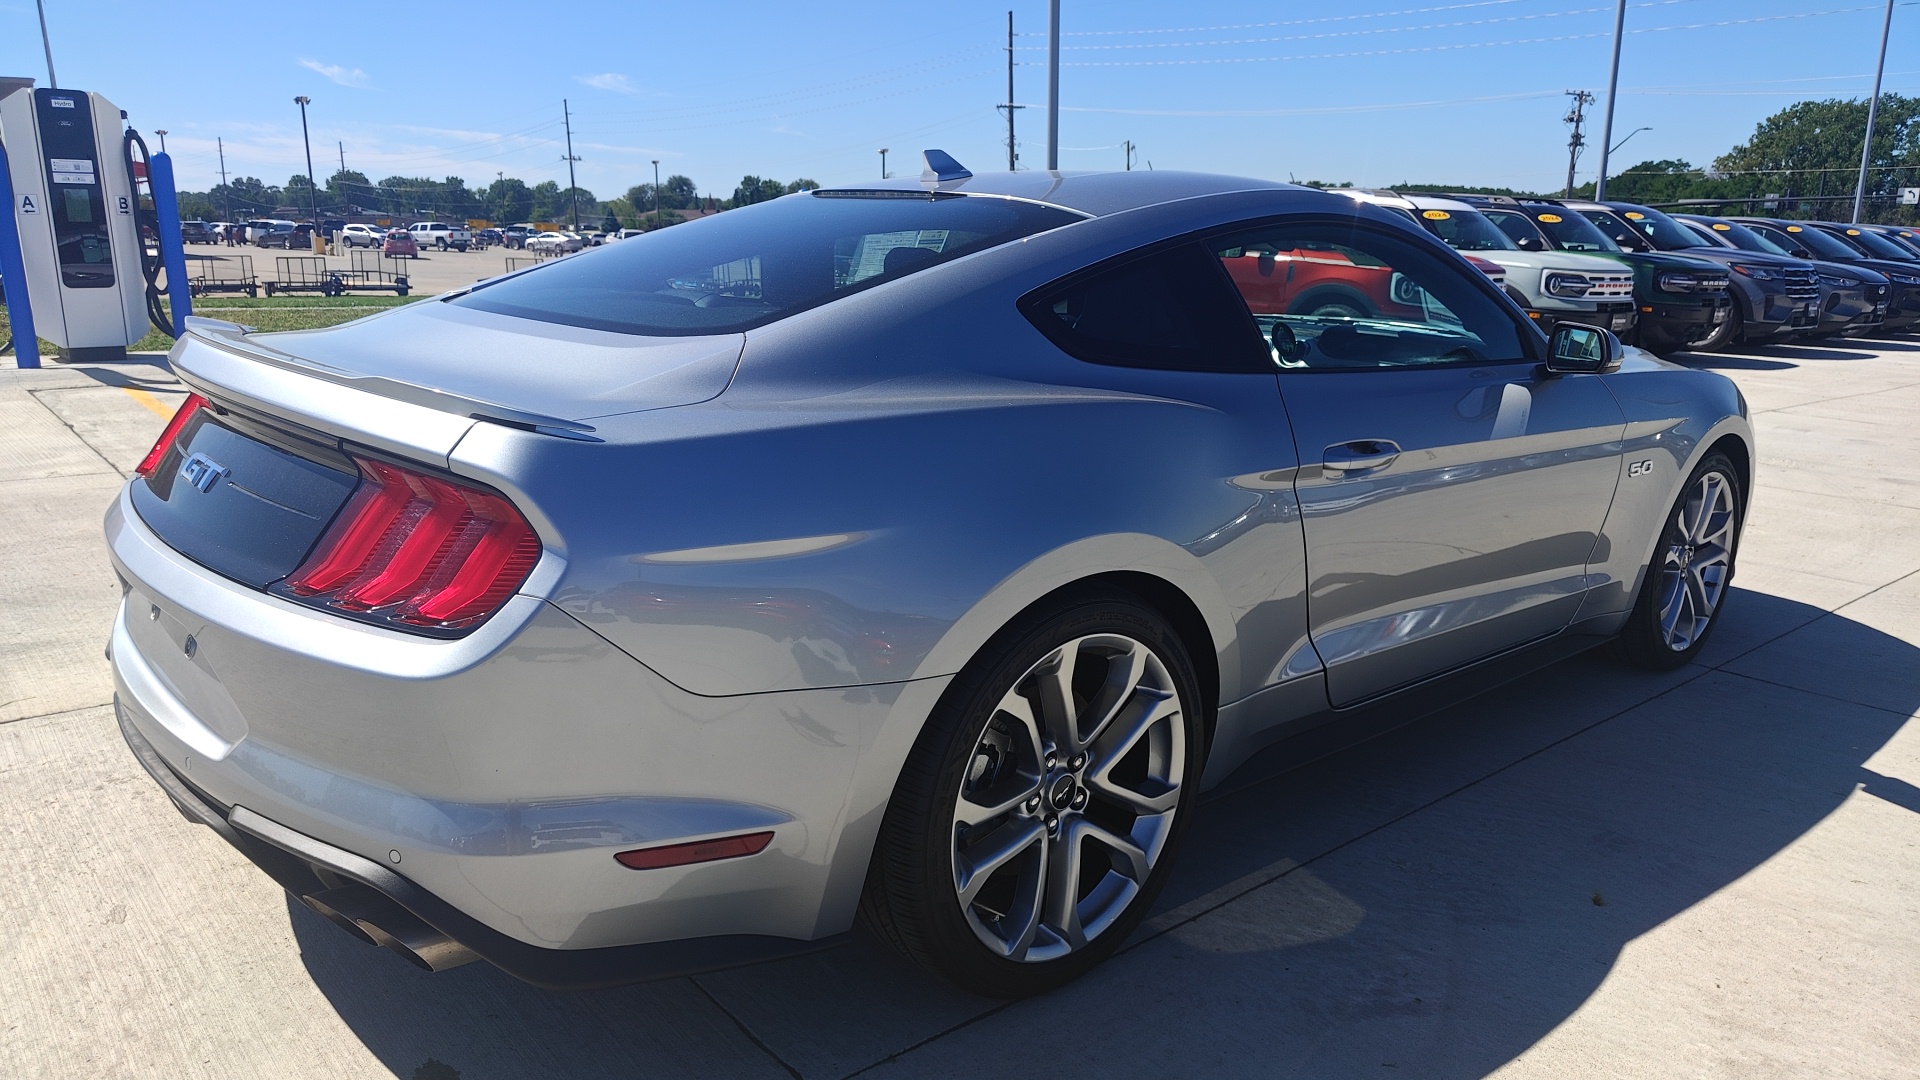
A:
[860,589,1205,998]
[1612,450,1742,671]
[1289,288,1375,321]
[1694,301,1740,352]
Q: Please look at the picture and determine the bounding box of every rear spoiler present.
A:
[181,318,601,442]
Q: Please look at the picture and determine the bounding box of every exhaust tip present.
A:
[299,884,479,971]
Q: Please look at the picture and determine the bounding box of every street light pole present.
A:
[1592,0,1627,201]
[35,0,56,88]
[652,159,661,231]
[294,96,318,235]
[1854,0,1897,223]
[878,148,889,179]
[1609,126,1652,155]
[153,130,167,153]
[1046,0,1061,170]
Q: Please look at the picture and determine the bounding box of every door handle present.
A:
[1322,439,1401,476]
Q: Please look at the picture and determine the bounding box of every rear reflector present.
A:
[135,393,208,477]
[278,455,540,634]
[614,831,775,871]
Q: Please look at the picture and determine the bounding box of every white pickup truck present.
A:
[406,222,471,252]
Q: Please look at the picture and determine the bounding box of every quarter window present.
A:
[1210,221,1529,370]
[1022,243,1271,372]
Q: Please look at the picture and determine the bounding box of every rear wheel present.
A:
[861,592,1204,997]
[1613,451,1741,669]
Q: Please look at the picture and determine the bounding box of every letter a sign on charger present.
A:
[19,193,35,214]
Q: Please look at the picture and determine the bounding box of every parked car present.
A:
[608,228,647,241]
[1730,218,1920,334]
[382,228,418,258]
[1674,216,1890,339]
[1455,196,1734,354]
[1342,191,1639,338]
[473,228,505,249]
[179,220,215,244]
[340,224,387,249]
[501,225,534,249]
[1855,223,1920,259]
[242,219,292,244]
[1563,201,1820,346]
[523,231,581,255]
[110,164,1752,998]
[253,222,313,250]
[407,222,471,252]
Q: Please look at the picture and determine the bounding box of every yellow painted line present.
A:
[122,387,176,418]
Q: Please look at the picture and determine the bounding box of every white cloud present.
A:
[577,73,636,94]
[299,59,372,89]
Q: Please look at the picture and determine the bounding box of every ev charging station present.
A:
[0,77,190,368]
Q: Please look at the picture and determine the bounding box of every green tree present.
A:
[1715,94,1920,204]
[528,180,563,221]
[486,177,533,224]
[601,210,620,233]
[326,169,372,211]
[786,178,819,193]
[664,174,696,208]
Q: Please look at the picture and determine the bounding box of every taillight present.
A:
[278,456,541,634]
[135,393,209,477]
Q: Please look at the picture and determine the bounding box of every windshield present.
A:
[1690,219,1789,255]
[1762,223,1863,260]
[1524,207,1620,252]
[453,192,1081,336]
[1481,209,1549,248]
[1414,207,1517,251]
[1837,226,1916,260]
[1612,205,1710,251]
[1575,209,1651,252]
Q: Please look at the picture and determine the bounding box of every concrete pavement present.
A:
[1,338,1916,1079]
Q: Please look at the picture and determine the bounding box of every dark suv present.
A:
[1564,200,1820,346]
[253,222,315,249]
[1732,218,1920,334]
[179,220,215,244]
[1456,195,1733,353]
[1676,216,1890,339]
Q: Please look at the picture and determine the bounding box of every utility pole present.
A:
[35,0,56,88]
[1854,0,1897,222]
[1563,90,1594,199]
[1592,0,1627,201]
[878,148,889,179]
[561,99,582,230]
[652,159,661,231]
[338,141,345,175]
[998,11,1023,170]
[1124,140,1135,171]
[217,137,231,221]
[1046,0,1061,170]
[294,96,318,229]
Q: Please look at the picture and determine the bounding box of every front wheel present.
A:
[861,592,1204,997]
[1613,451,1741,669]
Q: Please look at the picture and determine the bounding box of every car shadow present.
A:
[1662,351,1797,371]
[294,587,1915,1080]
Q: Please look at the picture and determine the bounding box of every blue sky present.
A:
[0,0,1908,200]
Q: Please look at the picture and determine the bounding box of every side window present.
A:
[1485,211,1540,248]
[1022,242,1270,372]
[1210,221,1529,371]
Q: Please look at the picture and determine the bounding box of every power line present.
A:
[1030,0,1533,37]
[1035,6,1895,67]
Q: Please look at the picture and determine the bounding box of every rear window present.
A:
[452,191,1082,336]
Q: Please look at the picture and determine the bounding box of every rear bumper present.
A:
[115,704,843,989]
[104,482,949,982]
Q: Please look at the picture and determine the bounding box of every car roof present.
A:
[814,165,1300,217]
[1335,189,1478,214]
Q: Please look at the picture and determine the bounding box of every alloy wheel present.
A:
[949,634,1185,962]
[1657,471,1736,651]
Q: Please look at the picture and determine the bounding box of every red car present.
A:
[382,229,418,258]
[1220,241,1428,320]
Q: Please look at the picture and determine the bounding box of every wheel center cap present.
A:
[1048,774,1077,811]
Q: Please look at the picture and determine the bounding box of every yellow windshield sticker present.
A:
[1623,211,1645,220]
[1421,209,1450,220]
[1711,223,1731,231]
[1786,225,1803,232]
[1847,228,1862,235]
[1536,213,1563,223]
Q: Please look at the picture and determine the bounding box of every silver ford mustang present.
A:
[108,154,1751,997]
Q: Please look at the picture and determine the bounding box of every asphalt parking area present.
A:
[180,239,545,297]
[2,339,1916,1079]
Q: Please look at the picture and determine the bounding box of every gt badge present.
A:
[180,452,229,494]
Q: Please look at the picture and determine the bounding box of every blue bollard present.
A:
[149,151,192,336]
[0,136,41,369]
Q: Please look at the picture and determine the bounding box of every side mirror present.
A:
[1544,323,1624,374]
[1514,235,1539,250]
